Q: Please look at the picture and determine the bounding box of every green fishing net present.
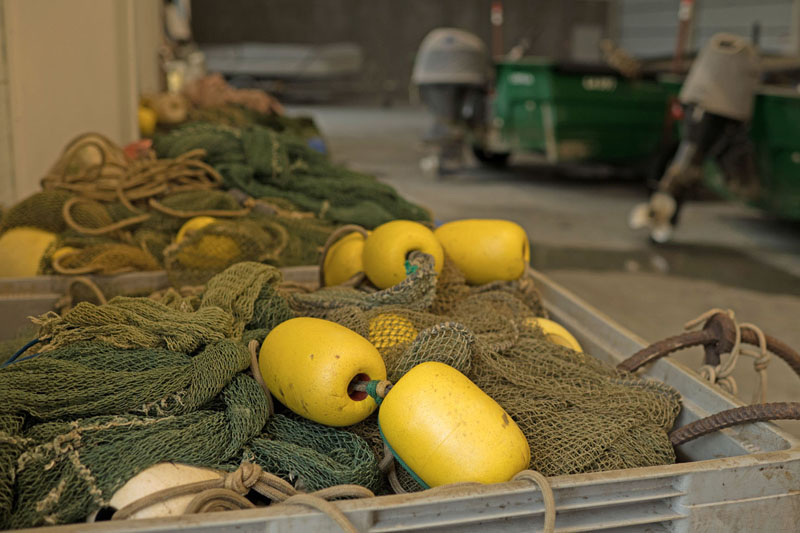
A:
[0,121,431,290]
[153,123,432,228]
[0,256,682,529]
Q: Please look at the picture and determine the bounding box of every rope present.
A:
[51,244,139,276]
[43,133,225,236]
[248,340,275,417]
[318,224,370,287]
[62,196,150,236]
[0,337,44,368]
[110,462,369,532]
[255,220,290,262]
[686,309,771,403]
[147,197,253,218]
[512,470,556,533]
[54,276,109,315]
[281,494,359,533]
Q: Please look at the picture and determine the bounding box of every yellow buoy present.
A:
[323,231,367,286]
[362,220,444,289]
[138,106,158,137]
[379,362,530,487]
[259,317,387,426]
[434,219,530,285]
[175,216,217,243]
[0,227,57,277]
[525,317,582,352]
[368,313,419,350]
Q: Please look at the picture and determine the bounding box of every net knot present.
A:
[223,462,263,494]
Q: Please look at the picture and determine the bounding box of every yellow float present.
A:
[0,227,57,277]
[174,217,241,270]
[323,230,368,286]
[259,317,387,426]
[362,220,443,289]
[525,317,583,352]
[175,216,217,243]
[379,362,530,487]
[434,219,530,284]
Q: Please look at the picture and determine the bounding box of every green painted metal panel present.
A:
[493,60,670,164]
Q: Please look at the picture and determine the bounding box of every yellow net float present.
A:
[258,318,527,486]
[0,227,57,277]
[175,216,218,243]
[174,216,241,270]
[322,230,368,286]
[525,317,583,352]
[434,219,530,285]
[377,362,530,487]
[367,313,419,350]
[362,220,443,289]
[258,317,387,426]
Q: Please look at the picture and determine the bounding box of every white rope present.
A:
[685,309,771,403]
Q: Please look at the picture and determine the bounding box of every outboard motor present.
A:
[630,33,761,242]
[412,28,490,175]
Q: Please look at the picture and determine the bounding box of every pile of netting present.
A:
[0,253,681,529]
[152,122,431,228]
[0,125,430,287]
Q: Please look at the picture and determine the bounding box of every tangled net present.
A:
[0,255,680,529]
[0,125,430,287]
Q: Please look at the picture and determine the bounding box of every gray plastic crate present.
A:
[9,267,800,532]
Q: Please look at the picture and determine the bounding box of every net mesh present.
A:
[0,125,430,285]
[0,256,681,529]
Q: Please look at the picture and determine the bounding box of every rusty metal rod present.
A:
[670,402,800,446]
[617,330,713,373]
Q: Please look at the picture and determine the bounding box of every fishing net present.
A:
[0,255,681,529]
[153,123,432,228]
[0,122,429,286]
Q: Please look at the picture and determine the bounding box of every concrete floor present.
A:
[292,104,800,436]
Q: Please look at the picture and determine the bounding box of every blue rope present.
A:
[1,337,45,369]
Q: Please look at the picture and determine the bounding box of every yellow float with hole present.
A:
[525,317,582,352]
[362,220,443,289]
[258,317,386,426]
[323,231,368,286]
[379,362,530,487]
[434,219,530,285]
[0,227,57,277]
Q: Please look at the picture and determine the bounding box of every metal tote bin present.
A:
[17,266,798,533]
[0,272,170,341]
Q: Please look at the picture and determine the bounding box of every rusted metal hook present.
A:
[617,312,800,378]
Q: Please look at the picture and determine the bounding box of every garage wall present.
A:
[0,0,163,205]
[191,0,611,98]
[616,0,799,58]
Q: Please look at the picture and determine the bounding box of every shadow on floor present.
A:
[532,242,800,297]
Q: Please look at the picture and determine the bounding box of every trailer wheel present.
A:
[472,146,510,168]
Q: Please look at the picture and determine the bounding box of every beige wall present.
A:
[0,0,162,204]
